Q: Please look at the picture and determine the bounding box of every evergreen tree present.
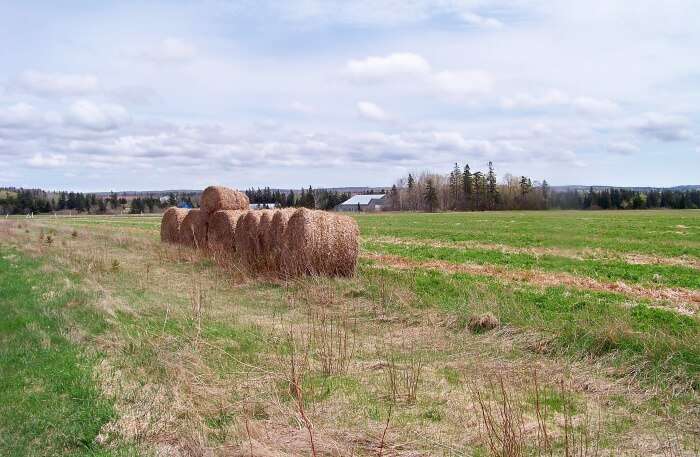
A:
[450,162,462,209]
[472,171,484,210]
[541,180,550,208]
[463,164,473,209]
[285,190,295,207]
[389,184,400,210]
[424,178,438,212]
[486,161,498,209]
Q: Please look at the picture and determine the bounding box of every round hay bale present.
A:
[234,210,263,270]
[160,207,188,243]
[200,186,249,220]
[257,209,278,269]
[283,208,359,277]
[178,208,208,249]
[268,208,296,273]
[207,209,246,254]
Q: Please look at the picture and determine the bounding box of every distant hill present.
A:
[551,185,700,192]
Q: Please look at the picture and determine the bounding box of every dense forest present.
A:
[244,187,352,210]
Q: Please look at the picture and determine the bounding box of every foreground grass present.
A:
[3,213,699,456]
[0,248,135,457]
[361,261,700,390]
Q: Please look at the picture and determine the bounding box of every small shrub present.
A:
[467,312,500,333]
[71,229,78,239]
[45,235,53,246]
[110,259,120,272]
[384,355,422,404]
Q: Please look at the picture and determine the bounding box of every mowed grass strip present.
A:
[356,210,700,258]
[0,249,134,457]
[360,261,700,391]
[363,240,700,290]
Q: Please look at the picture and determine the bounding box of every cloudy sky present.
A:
[1,1,699,191]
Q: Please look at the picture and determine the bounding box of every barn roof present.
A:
[339,194,386,205]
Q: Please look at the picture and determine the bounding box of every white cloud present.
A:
[18,70,99,96]
[630,113,691,142]
[432,131,495,154]
[0,102,40,127]
[290,101,315,114]
[0,102,60,128]
[356,101,390,122]
[572,96,619,115]
[460,12,503,29]
[347,53,492,96]
[27,153,67,168]
[141,38,197,62]
[66,100,130,131]
[607,141,639,155]
[346,53,431,81]
[433,70,492,95]
[502,90,619,116]
[501,90,569,109]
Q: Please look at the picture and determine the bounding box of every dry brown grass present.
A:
[365,252,700,314]
[366,235,700,270]
[1,219,696,457]
[468,313,500,333]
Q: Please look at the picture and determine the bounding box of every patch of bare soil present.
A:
[365,236,700,270]
[364,253,700,315]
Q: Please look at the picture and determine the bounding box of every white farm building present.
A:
[335,194,387,212]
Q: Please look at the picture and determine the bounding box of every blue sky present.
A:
[1,0,698,191]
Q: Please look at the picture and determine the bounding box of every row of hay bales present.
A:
[160,186,359,277]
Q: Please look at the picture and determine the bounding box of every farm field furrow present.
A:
[363,240,700,290]
[357,211,700,259]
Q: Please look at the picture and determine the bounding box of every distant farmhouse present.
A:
[250,203,275,209]
[335,194,386,212]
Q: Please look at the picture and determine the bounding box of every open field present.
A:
[1,210,699,456]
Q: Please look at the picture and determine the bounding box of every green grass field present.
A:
[1,210,698,456]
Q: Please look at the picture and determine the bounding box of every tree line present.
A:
[245,187,351,210]
[0,188,197,215]
[386,163,700,211]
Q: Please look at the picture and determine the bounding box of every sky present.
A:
[1,0,699,192]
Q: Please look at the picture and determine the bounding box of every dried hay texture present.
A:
[200,186,249,220]
[160,207,189,243]
[284,208,359,277]
[467,313,500,333]
[207,210,246,254]
[178,208,208,249]
[234,210,263,271]
[269,208,296,273]
[257,209,278,270]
